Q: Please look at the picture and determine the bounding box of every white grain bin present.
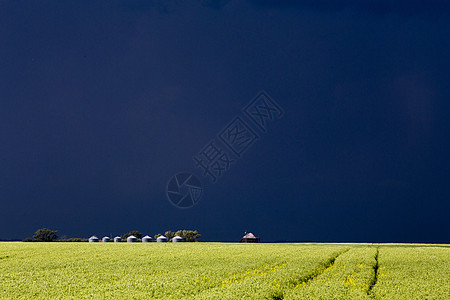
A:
[114,236,122,243]
[142,235,152,243]
[156,235,167,242]
[127,235,137,243]
[102,236,110,243]
[172,236,184,242]
[89,236,99,243]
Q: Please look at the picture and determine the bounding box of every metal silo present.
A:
[89,236,99,243]
[142,235,152,243]
[127,235,137,243]
[156,235,167,242]
[172,236,184,242]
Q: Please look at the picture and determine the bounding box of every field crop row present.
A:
[372,246,450,299]
[0,243,449,299]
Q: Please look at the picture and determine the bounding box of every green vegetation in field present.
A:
[0,243,449,299]
[371,246,450,299]
[283,247,376,299]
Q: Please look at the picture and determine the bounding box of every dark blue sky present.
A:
[1,0,449,242]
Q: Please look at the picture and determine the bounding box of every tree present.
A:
[155,230,201,242]
[33,228,58,242]
[121,230,142,240]
[165,231,175,242]
[175,230,201,242]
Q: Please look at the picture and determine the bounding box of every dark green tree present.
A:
[175,230,201,242]
[121,230,142,240]
[33,228,58,242]
[165,231,175,242]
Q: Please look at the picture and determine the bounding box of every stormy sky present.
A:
[1,0,449,242]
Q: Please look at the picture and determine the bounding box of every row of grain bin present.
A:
[88,235,184,243]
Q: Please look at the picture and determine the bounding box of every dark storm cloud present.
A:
[1,0,449,243]
[2,0,448,14]
[119,0,231,12]
[199,0,231,9]
[247,0,450,15]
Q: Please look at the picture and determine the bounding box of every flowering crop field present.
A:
[0,243,449,299]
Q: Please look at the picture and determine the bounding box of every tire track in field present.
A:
[188,262,287,298]
[270,248,350,300]
[288,248,350,288]
[367,247,380,296]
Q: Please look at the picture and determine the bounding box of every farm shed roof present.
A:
[242,233,256,239]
